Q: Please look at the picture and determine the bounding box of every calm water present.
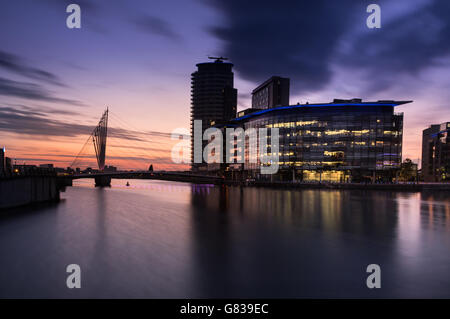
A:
[1,179,450,298]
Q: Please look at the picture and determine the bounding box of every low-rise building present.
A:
[208,99,411,182]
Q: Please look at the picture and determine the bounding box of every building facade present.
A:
[190,58,237,171]
[251,76,290,110]
[213,99,410,182]
[422,122,450,182]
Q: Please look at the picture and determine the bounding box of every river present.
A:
[1,179,449,298]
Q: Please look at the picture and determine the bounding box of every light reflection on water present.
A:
[0,179,449,298]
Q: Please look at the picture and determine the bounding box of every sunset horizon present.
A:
[2,1,449,170]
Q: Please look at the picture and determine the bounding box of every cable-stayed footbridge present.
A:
[64,108,222,186]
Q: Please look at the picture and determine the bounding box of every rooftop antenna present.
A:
[208,56,228,63]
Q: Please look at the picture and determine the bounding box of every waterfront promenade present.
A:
[226,180,450,191]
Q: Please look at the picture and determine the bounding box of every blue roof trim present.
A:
[232,103,400,122]
[431,129,449,137]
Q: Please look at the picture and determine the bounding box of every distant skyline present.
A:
[1,0,450,170]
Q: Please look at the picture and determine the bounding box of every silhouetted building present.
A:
[0,148,12,177]
[190,57,237,171]
[5,157,12,175]
[213,99,410,182]
[53,167,65,173]
[422,122,450,182]
[39,164,54,169]
[104,165,117,172]
[12,164,37,175]
[0,147,5,177]
[398,159,419,182]
[252,76,290,109]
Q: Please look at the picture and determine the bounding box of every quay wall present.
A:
[0,176,60,210]
[237,181,450,191]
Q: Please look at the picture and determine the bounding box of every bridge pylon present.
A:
[95,175,111,187]
[69,108,111,186]
[93,108,108,171]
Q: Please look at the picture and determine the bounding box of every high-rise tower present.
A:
[190,57,237,171]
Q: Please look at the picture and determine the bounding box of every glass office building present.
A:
[227,99,411,182]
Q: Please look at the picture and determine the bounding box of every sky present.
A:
[1,0,450,170]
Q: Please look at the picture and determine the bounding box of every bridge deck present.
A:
[69,171,224,184]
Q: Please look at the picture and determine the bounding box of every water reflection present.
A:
[188,186,450,298]
[0,180,449,298]
[192,187,401,236]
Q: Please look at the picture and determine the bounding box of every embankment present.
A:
[0,176,60,210]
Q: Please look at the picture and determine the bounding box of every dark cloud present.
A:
[108,127,149,142]
[143,130,189,138]
[0,77,84,106]
[133,16,181,40]
[0,106,44,118]
[0,50,66,87]
[108,143,171,153]
[339,0,450,93]
[4,103,80,117]
[12,157,70,164]
[205,0,359,93]
[206,0,450,95]
[0,105,89,137]
[0,105,178,142]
